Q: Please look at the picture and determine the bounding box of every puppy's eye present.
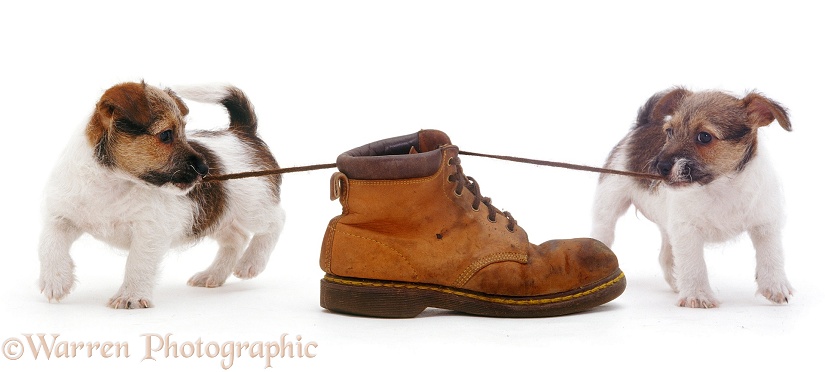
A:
[697,132,713,144]
[158,130,174,144]
[114,119,145,136]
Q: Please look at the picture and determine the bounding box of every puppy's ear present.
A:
[742,92,792,131]
[164,88,189,117]
[636,87,691,128]
[96,82,152,125]
[650,87,691,123]
[87,82,150,146]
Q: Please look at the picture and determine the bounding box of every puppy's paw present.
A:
[109,286,153,309]
[677,290,719,309]
[187,271,228,288]
[758,281,793,304]
[39,265,76,303]
[233,257,266,279]
[108,295,153,309]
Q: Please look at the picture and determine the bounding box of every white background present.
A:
[1,1,822,371]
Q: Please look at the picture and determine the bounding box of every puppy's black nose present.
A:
[190,155,209,176]
[656,160,672,176]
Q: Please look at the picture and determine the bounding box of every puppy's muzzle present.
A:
[654,156,710,185]
[656,159,681,177]
[190,155,209,177]
[167,154,209,190]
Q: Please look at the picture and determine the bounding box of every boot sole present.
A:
[320,270,626,318]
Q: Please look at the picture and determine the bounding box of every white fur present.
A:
[591,134,792,308]
[172,84,236,104]
[39,122,285,309]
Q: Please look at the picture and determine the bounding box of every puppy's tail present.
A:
[173,84,258,135]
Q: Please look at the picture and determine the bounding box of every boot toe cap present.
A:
[540,237,620,283]
[461,238,621,297]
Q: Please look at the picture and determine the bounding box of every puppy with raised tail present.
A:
[591,87,793,308]
[39,82,285,309]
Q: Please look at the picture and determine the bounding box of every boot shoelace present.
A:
[448,157,518,232]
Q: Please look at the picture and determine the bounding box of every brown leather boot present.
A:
[320,130,625,317]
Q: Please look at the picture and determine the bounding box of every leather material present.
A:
[321,130,620,297]
[336,131,449,180]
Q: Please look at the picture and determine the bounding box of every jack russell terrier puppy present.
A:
[591,87,792,308]
[38,82,285,309]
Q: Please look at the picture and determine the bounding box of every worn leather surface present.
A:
[336,131,449,180]
[321,130,619,296]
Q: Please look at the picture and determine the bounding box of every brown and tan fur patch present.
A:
[622,87,791,187]
[186,140,226,237]
[88,82,209,189]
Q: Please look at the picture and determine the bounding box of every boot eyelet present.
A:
[507,226,515,233]
[471,205,479,212]
[447,157,455,166]
[487,215,496,223]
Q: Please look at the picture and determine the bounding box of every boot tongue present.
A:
[337,130,452,180]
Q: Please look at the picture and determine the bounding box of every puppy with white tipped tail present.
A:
[591,87,793,308]
[39,82,285,309]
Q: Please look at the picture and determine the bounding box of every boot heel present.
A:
[320,276,428,318]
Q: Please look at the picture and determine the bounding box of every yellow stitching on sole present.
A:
[324,272,625,306]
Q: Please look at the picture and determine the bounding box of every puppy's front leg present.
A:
[657,229,678,292]
[188,223,249,288]
[590,177,632,247]
[748,224,793,304]
[39,217,83,302]
[670,227,718,308]
[109,236,167,309]
[234,206,286,279]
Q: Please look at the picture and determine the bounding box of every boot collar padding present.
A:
[336,130,452,180]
